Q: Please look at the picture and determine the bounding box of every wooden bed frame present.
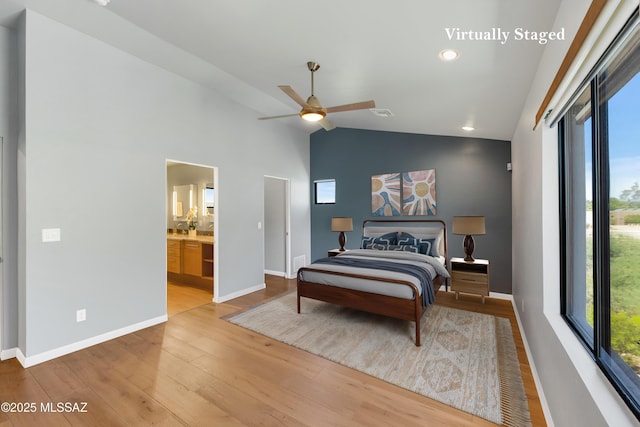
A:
[297,219,448,346]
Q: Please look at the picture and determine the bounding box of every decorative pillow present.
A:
[361,232,397,248]
[397,232,437,256]
[366,243,419,253]
[397,232,418,246]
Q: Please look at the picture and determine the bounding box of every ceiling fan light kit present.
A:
[300,110,325,122]
[259,61,376,131]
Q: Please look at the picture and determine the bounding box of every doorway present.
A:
[0,137,3,352]
[264,176,291,278]
[166,160,218,316]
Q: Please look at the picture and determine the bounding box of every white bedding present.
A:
[299,249,449,300]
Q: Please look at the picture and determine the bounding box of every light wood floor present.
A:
[0,277,545,426]
[167,280,213,317]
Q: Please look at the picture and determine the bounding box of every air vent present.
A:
[370,108,394,117]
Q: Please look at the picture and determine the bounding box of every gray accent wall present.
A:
[310,127,512,294]
[1,10,311,359]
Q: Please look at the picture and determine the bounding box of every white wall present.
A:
[15,10,310,362]
[0,24,18,354]
[512,0,640,425]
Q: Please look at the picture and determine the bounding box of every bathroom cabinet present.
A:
[167,236,214,286]
[167,239,182,274]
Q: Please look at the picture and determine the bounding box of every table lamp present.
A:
[452,216,486,261]
[331,217,353,251]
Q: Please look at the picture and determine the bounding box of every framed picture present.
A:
[402,169,436,215]
[371,173,402,216]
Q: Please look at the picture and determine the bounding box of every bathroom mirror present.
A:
[173,184,197,219]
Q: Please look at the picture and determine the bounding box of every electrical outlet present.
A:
[42,228,61,242]
[76,309,86,322]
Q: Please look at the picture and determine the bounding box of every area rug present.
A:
[225,292,531,426]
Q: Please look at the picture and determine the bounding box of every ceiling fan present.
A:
[258,61,376,131]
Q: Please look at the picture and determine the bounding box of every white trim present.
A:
[512,300,554,427]
[0,347,16,360]
[217,283,265,303]
[16,315,167,368]
[212,166,219,302]
[488,291,513,301]
[166,160,219,307]
[439,289,514,301]
[0,136,3,356]
[263,175,291,279]
[264,269,286,277]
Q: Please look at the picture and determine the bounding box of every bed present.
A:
[297,219,449,346]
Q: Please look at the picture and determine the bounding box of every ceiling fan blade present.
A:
[278,85,309,108]
[258,113,299,120]
[319,118,336,131]
[326,100,376,114]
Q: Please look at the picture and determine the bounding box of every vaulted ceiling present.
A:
[0,0,563,140]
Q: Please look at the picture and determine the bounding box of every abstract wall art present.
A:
[402,169,436,216]
[371,173,402,216]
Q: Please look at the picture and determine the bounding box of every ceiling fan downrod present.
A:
[307,61,320,96]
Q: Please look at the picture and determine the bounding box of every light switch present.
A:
[257,221,262,230]
[42,228,61,242]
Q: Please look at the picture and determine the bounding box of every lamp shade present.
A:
[452,216,486,235]
[331,217,353,232]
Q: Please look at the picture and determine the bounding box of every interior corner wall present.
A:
[511,0,639,425]
[0,24,19,352]
[310,128,513,294]
[17,9,310,360]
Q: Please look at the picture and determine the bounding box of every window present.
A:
[204,187,214,215]
[559,12,640,418]
[314,179,336,204]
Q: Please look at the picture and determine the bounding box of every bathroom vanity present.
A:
[167,234,214,289]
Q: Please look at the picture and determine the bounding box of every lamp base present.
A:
[463,234,475,262]
[338,231,346,251]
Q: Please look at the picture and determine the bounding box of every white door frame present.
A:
[264,175,291,279]
[0,137,3,353]
[166,160,219,303]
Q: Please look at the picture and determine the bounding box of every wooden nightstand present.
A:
[328,249,349,257]
[450,257,490,303]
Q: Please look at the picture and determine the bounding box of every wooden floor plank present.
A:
[0,276,545,426]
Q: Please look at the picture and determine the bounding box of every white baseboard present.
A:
[264,269,286,277]
[511,300,554,427]
[0,347,17,360]
[14,315,167,368]
[216,282,266,303]
[489,291,514,300]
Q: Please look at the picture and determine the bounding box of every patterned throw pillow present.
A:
[366,243,419,253]
[397,232,437,256]
[361,232,397,248]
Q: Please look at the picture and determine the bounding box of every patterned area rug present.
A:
[226,292,531,426]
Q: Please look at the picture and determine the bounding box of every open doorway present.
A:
[264,176,291,278]
[166,160,218,316]
[0,137,3,353]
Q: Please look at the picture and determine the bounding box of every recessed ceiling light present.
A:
[462,125,475,131]
[94,0,111,6]
[439,49,459,61]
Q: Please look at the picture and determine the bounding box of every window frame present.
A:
[314,179,336,205]
[558,10,640,420]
